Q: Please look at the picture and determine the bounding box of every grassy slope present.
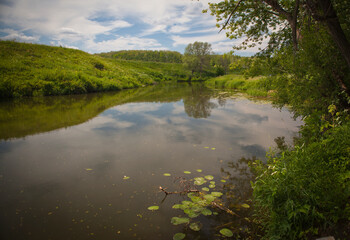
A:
[0,41,189,98]
[205,74,275,97]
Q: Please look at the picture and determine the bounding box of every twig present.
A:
[159,186,199,195]
[211,201,240,217]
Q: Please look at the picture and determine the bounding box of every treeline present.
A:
[98,50,183,63]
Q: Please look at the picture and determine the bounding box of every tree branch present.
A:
[219,0,244,33]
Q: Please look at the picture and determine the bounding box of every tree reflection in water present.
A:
[183,84,218,119]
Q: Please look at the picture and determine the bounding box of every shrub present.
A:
[251,116,350,239]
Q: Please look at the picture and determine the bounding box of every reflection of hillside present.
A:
[0,83,220,140]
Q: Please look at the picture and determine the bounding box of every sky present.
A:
[0,0,258,55]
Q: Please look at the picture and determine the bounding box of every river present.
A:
[0,83,302,239]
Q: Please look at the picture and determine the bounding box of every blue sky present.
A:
[0,0,259,55]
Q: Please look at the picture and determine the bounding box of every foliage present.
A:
[251,108,350,239]
[98,50,183,63]
[206,0,350,117]
[0,41,190,98]
[183,42,213,78]
[205,74,274,98]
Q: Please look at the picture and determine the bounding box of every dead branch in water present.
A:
[159,186,199,195]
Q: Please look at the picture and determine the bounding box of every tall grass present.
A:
[205,74,274,97]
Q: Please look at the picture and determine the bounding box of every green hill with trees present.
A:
[98,50,183,63]
[0,41,190,98]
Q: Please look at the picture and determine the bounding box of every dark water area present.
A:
[0,83,302,239]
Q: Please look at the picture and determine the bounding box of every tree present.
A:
[207,0,350,115]
[208,0,350,66]
[183,42,212,78]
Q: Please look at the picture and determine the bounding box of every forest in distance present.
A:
[1,0,350,239]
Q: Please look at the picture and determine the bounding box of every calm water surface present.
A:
[0,84,302,239]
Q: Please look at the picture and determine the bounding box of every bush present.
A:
[251,116,350,239]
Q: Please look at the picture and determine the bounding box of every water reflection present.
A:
[0,84,302,239]
[0,83,219,140]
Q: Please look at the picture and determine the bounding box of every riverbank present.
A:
[205,74,275,98]
[0,41,190,98]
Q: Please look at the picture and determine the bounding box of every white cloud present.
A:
[0,28,39,42]
[0,0,259,54]
[85,36,162,53]
[169,25,190,33]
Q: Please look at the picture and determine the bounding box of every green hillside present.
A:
[0,41,189,98]
[98,50,183,63]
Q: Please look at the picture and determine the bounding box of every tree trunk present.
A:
[318,0,350,70]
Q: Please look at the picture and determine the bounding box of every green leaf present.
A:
[184,171,191,174]
[209,184,215,188]
[85,168,93,171]
[184,209,200,218]
[210,181,215,184]
[220,179,226,183]
[189,222,202,231]
[204,175,214,180]
[211,192,223,197]
[147,206,159,211]
[172,204,182,209]
[173,233,186,240]
[203,194,216,202]
[196,169,202,172]
[194,177,207,185]
[171,217,190,225]
[123,176,130,180]
[163,173,171,176]
[220,228,233,237]
[201,208,212,216]
[241,203,250,208]
[202,187,210,192]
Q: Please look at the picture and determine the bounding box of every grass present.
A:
[205,74,275,97]
[0,41,190,98]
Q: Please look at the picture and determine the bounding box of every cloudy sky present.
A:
[0,0,257,55]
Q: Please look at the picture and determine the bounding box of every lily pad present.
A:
[163,173,171,176]
[194,177,206,186]
[171,217,190,225]
[211,147,216,150]
[204,175,214,180]
[184,209,200,218]
[173,233,186,240]
[147,206,159,211]
[196,169,202,172]
[172,204,182,209]
[209,184,215,188]
[203,194,216,202]
[184,171,191,174]
[189,222,202,231]
[210,181,215,184]
[123,176,130,180]
[201,208,212,216]
[220,179,226,183]
[241,203,250,208]
[220,228,233,237]
[85,168,93,171]
[202,187,210,192]
[211,192,223,197]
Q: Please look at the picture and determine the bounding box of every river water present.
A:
[0,83,301,239]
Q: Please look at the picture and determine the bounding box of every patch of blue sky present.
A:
[94,33,117,43]
[109,20,146,36]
